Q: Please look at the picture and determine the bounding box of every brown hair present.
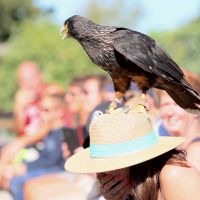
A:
[128,149,188,200]
[83,74,108,92]
[68,77,86,90]
[42,93,66,109]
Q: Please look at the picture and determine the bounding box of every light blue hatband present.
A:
[90,132,157,157]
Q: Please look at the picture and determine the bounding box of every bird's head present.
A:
[60,15,98,41]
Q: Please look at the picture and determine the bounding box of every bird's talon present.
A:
[105,106,115,114]
[106,101,118,113]
[122,105,130,113]
[105,107,111,114]
[138,103,149,111]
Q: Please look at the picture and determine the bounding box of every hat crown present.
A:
[89,105,154,145]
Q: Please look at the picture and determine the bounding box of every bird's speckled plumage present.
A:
[62,15,200,111]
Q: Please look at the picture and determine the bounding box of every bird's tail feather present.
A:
[165,87,200,114]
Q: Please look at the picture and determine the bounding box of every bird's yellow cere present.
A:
[64,24,68,33]
[60,23,69,40]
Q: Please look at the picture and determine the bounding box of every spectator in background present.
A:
[82,74,106,115]
[2,62,65,154]
[157,70,200,172]
[63,74,107,154]
[83,74,113,130]
[1,94,66,200]
[64,77,88,128]
[0,61,45,167]
[22,75,105,200]
[184,69,200,95]
[14,61,45,137]
[41,82,65,97]
[14,61,65,137]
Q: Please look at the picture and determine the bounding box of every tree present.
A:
[0,0,40,41]
[0,20,102,111]
[0,0,143,112]
[150,17,200,74]
[1,1,200,112]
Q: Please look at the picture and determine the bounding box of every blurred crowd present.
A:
[0,61,200,200]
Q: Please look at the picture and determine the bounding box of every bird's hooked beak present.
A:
[60,24,69,40]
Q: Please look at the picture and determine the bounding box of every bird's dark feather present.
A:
[113,29,183,81]
[113,29,198,94]
[62,15,200,111]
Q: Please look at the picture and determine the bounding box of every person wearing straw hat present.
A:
[65,103,200,200]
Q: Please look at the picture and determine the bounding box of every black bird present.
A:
[60,15,200,112]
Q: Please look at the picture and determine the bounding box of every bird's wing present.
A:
[113,29,184,82]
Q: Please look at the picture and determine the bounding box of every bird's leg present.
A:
[106,98,120,113]
[141,93,146,100]
[106,77,130,113]
[106,91,124,113]
[140,92,149,112]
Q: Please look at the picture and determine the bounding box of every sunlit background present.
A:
[0,1,200,199]
[0,0,200,112]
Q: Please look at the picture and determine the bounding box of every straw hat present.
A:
[65,103,185,173]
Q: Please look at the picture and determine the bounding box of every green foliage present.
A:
[0,20,102,112]
[1,4,200,113]
[0,0,40,41]
[0,0,142,112]
[150,17,200,74]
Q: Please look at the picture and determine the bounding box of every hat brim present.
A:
[65,136,185,173]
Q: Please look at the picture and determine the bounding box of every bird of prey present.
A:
[60,15,200,112]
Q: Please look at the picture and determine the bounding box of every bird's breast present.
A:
[130,75,149,86]
[82,41,118,72]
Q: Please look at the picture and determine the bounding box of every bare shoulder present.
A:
[160,163,200,200]
[160,163,199,181]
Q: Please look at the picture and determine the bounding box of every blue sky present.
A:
[35,0,200,33]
